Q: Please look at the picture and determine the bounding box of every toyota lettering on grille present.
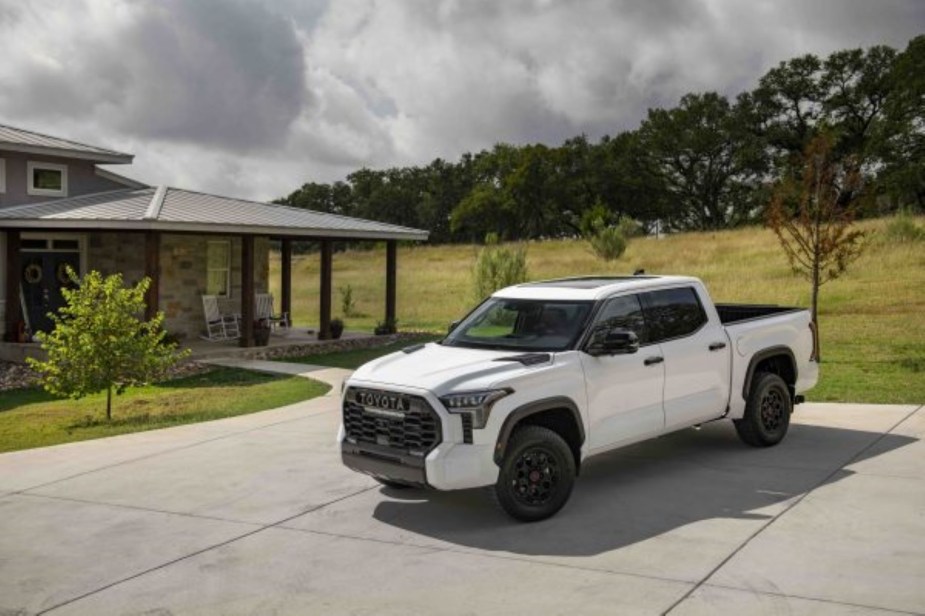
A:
[355,390,410,418]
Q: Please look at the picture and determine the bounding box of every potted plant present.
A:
[374,319,397,336]
[330,318,344,340]
[253,318,271,346]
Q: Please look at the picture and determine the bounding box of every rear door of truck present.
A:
[641,285,732,430]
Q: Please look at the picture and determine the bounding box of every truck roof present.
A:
[493,275,702,301]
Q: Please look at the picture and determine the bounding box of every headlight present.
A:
[439,388,512,429]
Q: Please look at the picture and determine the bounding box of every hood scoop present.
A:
[401,343,427,354]
[494,353,551,366]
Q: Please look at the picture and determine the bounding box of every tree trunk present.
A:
[106,386,112,421]
[811,262,821,361]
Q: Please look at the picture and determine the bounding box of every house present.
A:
[0,123,428,356]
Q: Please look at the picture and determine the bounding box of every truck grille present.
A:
[343,388,442,455]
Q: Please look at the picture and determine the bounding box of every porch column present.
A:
[280,238,292,322]
[240,235,255,347]
[144,231,160,321]
[385,240,397,329]
[4,230,22,342]
[318,239,333,340]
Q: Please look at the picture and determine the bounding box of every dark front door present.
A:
[21,252,80,333]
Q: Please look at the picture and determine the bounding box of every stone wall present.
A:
[160,234,269,339]
[86,232,269,340]
[87,232,146,284]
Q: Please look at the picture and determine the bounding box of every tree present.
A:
[637,92,764,231]
[27,270,187,420]
[876,35,925,210]
[765,134,866,358]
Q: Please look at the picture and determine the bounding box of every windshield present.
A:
[443,298,593,352]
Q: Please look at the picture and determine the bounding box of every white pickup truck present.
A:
[340,275,819,521]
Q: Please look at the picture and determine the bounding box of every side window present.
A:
[593,294,648,343]
[643,287,707,342]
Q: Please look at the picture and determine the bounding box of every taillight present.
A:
[808,321,819,361]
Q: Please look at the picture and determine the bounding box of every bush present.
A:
[472,233,528,300]
[883,210,925,243]
[584,219,627,261]
[339,284,356,317]
[374,319,397,335]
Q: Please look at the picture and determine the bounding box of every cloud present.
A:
[0,0,922,201]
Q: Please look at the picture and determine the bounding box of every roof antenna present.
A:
[633,268,645,276]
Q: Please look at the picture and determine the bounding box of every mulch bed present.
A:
[0,360,214,393]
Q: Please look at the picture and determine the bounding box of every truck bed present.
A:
[715,303,803,325]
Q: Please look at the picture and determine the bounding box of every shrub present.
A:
[588,226,627,261]
[583,215,627,261]
[374,319,397,335]
[472,234,528,300]
[883,210,925,243]
[339,284,356,317]
[28,269,187,420]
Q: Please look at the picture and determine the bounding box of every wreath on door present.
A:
[56,262,74,285]
[23,263,43,284]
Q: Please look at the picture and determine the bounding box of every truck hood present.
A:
[349,342,553,393]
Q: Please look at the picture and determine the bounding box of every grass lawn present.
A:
[271,216,925,404]
[0,368,329,453]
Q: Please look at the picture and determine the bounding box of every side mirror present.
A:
[585,328,639,357]
[448,320,461,333]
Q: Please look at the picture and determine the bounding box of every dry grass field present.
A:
[270,216,925,403]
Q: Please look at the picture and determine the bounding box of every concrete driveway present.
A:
[0,380,922,615]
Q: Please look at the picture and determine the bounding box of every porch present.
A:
[0,186,428,357]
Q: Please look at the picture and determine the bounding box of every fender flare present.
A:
[493,396,585,466]
[742,346,797,399]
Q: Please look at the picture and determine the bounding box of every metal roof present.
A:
[0,186,429,241]
[0,123,133,164]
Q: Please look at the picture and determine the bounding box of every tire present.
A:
[374,478,415,489]
[493,425,577,522]
[734,372,792,447]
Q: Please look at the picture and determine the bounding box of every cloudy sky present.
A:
[0,0,922,201]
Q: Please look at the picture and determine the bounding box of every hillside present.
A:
[269,217,925,403]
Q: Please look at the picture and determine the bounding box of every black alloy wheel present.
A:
[735,371,792,447]
[511,446,560,507]
[493,425,576,522]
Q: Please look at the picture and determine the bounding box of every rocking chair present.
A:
[201,295,240,341]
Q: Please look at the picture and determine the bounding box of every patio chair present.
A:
[201,295,240,341]
[255,293,290,333]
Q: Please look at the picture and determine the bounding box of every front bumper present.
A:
[341,440,428,486]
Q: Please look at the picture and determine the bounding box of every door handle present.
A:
[709,341,727,351]
[644,356,664,366]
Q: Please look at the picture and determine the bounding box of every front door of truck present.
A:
[580,293,665,451]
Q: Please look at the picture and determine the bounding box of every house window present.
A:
[206,241,231,296]
[0,158,6,193]
[27,161,68,197]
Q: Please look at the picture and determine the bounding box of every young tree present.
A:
[766,133,867,358]
[28,269,187,420]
